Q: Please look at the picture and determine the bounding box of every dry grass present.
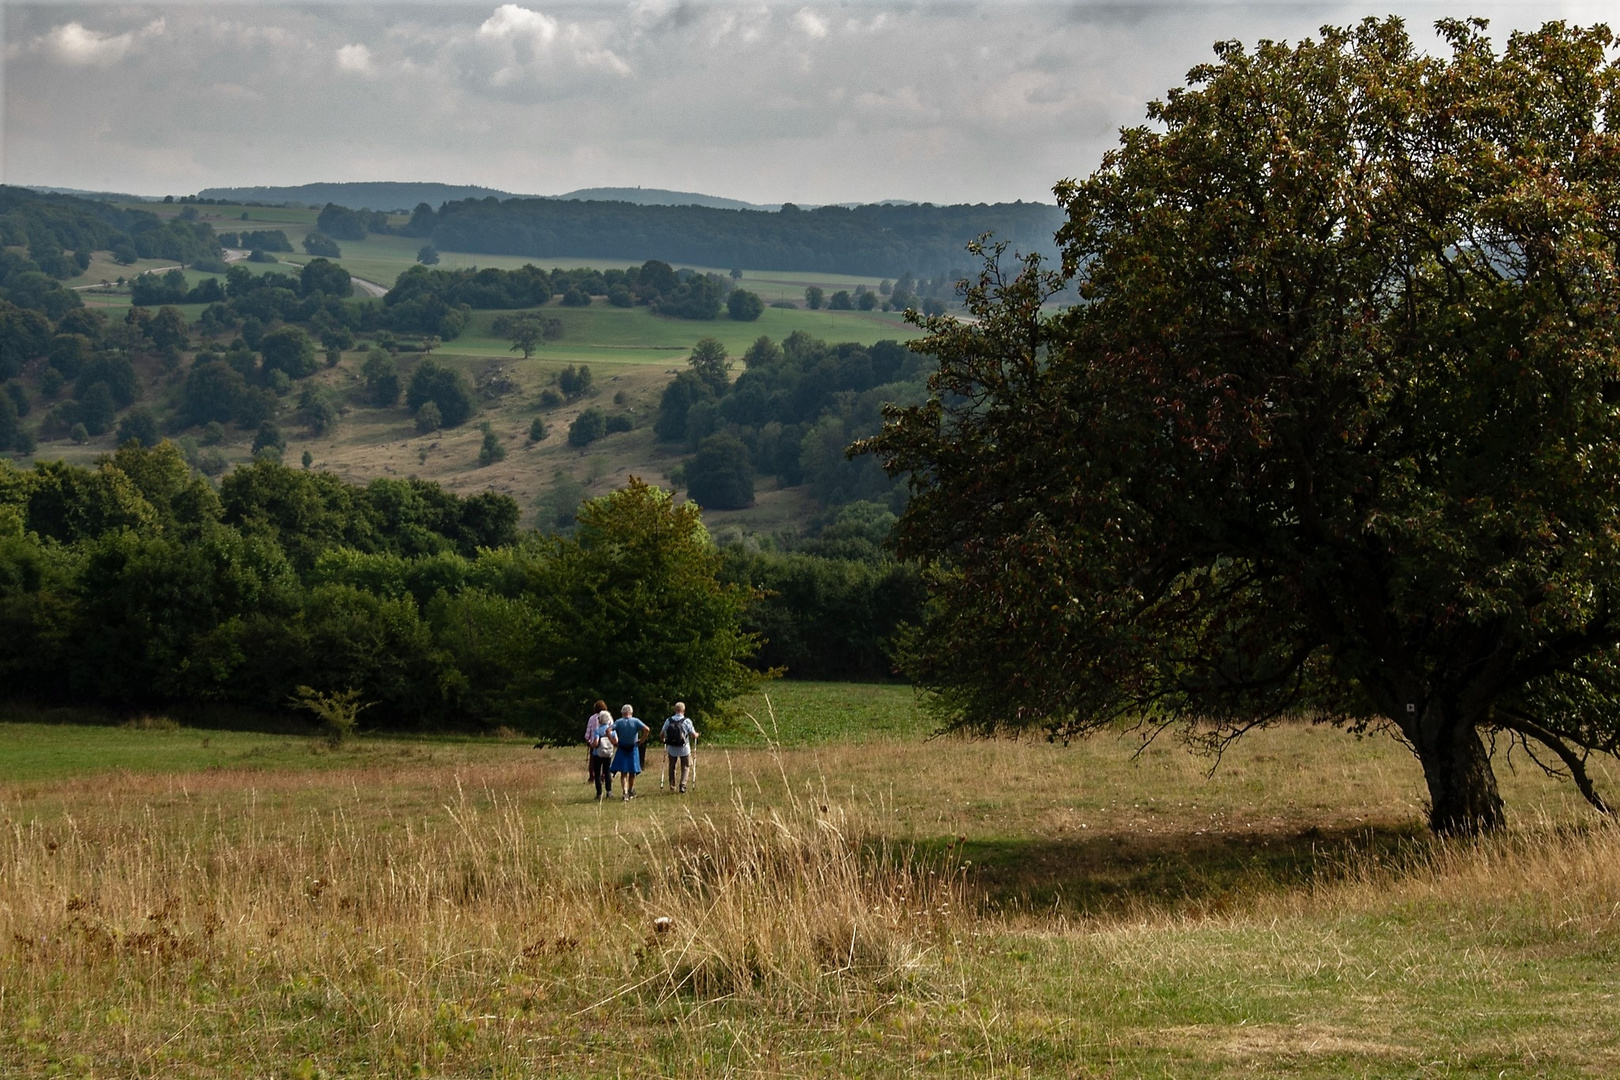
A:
[5,716,1620,1076]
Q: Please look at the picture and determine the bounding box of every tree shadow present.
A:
[936,821,1430,919]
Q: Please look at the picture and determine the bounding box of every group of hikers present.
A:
[584,699,698,801]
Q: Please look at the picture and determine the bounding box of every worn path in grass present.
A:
[4,683,1619,1076]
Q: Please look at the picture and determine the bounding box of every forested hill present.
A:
[555,187,771,211]
[417,198,1063,277]
[196,182,521,211]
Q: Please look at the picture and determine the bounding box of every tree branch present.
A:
[1495,709,1615,817]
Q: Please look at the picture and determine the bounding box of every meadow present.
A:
[4,682,1619,1077]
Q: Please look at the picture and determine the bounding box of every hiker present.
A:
[588,707,617,800]
[610,704,650,800]
[659,701,698,794]
[583,699,611,783]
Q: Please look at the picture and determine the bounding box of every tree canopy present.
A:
[864,18,1620,835]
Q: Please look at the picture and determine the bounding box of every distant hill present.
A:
[556,187,774,211]
[195,182,523,211]
[22,185,160,203]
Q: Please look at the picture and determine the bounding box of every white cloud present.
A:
[42,18,164,67]
[791,9,828,40]
[478,5,559,46]
[336,43,375,75]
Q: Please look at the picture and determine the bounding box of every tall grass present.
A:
[0,762,966,1071]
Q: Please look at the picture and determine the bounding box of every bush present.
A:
[361,349,401,407]
[557,364,593,400]
[115,409,161,449]
[605,414,634,434]
[417,245,440,265]
[302,232,342,258]
[562,286,591,307]
[727,289,764,322]
[260,326,318,379]
[406,359,475,427]
[527,417,548,443]
[685,433,755,510]
[251,420,286,457]
[478,423,507,466]
[415,401,442,433]
[568,408,606,447]
[539,388,563,409]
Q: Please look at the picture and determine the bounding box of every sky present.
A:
[3,1,1613,206]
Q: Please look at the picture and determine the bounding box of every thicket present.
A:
[0,452,760,736]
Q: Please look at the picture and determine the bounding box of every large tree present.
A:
[863,19,1620,835]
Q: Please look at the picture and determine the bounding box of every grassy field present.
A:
[4,683,1619,1077]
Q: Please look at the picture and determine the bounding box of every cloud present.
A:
[791,9,828,40]
[464,4,632,91]
[336,43,374,75]
[40,18,164,67]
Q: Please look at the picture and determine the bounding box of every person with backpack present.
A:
[587,707,617,800]
[659,702,698,794]
[609,704,650,800]
[584,699,611,786]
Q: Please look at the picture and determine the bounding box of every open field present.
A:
[4,682,1620,1077]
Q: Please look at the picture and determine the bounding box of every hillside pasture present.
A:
[3,684,1618,1076]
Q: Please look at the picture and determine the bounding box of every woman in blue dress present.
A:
[609,704,650,800]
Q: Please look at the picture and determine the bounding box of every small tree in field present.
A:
[290,685,371,747]
[864,19,1620,835]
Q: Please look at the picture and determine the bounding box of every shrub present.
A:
[568,408,606,447]
[478,423,507,467]
[727,289,764,322]
[527,417,547,444]
[415,401,442,433]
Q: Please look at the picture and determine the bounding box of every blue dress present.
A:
[610,716,648,774]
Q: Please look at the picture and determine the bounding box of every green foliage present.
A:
[417,245,440,265]
[526,417,547,444]
[523,479,764,739]
[685,434,753,510]
[299,259,353,299]
[727,289,764,322]
[302,232,342,258]
[477,423,507,467]
[260,326,318,380]
[406,360,475,427]
[688,337,732,393]
[415,401,441,433]
[115,410,161,449]
[360,349,400,408]
[290,685,371,746]
[567,408,605,447]
[863,19,1620,835]
[556,364,592,399]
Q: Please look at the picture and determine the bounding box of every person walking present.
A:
[659,702,698,794]
[584,699,611,784]
[588,708,617,800]
[609,704,650,800]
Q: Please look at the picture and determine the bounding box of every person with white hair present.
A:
[659,701,698,794]
[609,703,649,800]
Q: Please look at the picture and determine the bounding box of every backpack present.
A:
[592,725,615,757]
[662,718,687,747]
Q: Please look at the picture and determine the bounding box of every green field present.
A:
[4,684,1618,1076]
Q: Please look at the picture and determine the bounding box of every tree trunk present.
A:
[1414,717,1505,836]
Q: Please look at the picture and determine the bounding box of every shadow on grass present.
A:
[936,821,1430,919]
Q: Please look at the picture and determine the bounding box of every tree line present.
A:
[0,450,761,737]
[399,198,1062,278]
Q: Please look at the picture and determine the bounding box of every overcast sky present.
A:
[3,1,1612,205]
